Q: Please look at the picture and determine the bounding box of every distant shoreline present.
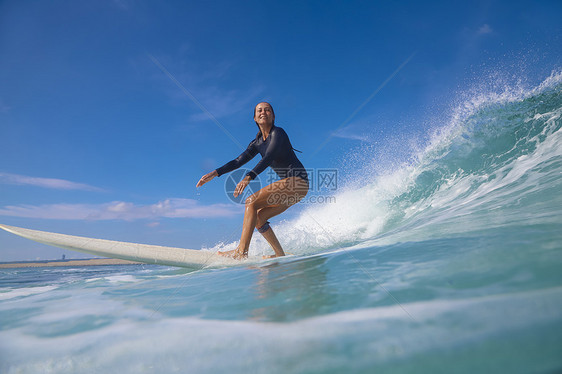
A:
[0,258,141,269]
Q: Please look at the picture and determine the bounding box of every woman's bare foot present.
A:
[218,249,247,260]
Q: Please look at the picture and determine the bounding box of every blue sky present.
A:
[1,0,561,261]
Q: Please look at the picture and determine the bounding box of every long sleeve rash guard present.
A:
[215,125,308,183]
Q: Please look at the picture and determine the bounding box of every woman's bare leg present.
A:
[260,227,285,258]
[255,205,290,257]
[218,202,260,259]
[219,177,307,259]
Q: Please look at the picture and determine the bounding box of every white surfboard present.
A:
[0,224,262,269]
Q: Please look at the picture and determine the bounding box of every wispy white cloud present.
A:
[148,54,263,150]
[0,172,104,192]
[477,24,493,35]
[330,123,374,142]
[313,51,417,155]
[187,85,264,123]
[148,52,264,123]
[0,198,241,220]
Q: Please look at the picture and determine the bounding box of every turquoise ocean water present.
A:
[1,73,561,373]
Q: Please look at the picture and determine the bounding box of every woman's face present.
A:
[254,102,275,126]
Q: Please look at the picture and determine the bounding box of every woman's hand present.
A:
[196,170,218,188]
[234,175,252,197]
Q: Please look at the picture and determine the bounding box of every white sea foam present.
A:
[0,286,58,301]
[85,275,138,284]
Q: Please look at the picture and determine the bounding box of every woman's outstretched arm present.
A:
[197,140,258,188]
[196,169,218,187]
[215,141,258,177]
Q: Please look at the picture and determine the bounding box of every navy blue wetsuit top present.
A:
[215,125,308,183]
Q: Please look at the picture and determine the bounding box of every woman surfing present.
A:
[196,102,309,259]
